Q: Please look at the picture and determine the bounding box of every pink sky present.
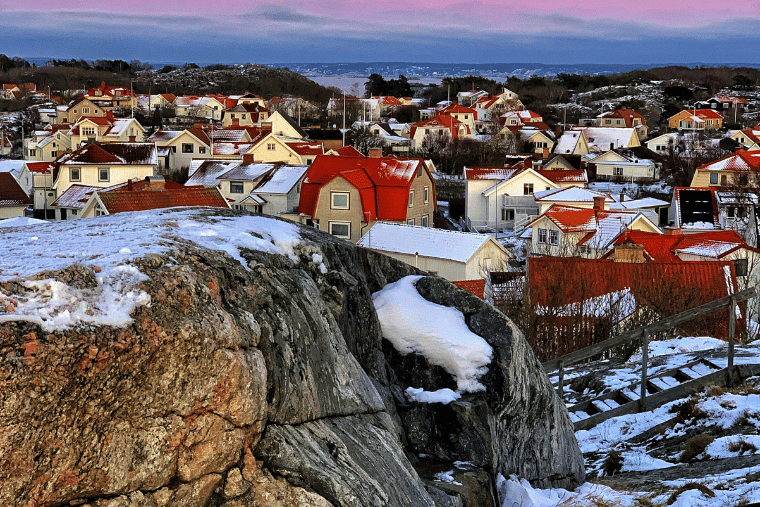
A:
[1,1,758,64]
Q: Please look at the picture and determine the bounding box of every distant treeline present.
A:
[0,55,338,105]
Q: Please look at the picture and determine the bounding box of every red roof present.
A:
[333,145,364,157]
[694,109,724,120]
[536,169,587,183]
[452,279,486,299]
[697,149,760,172]
[442,103,478,118]
[96,186,229,214]
[286,142,324,156]
[0,173,32,206]
[410,114,468,140]
[606,230,756,262]
[528,257,741,339]
[25,162,53,174]
[600,108,646,127]
[538,204,635,232]
[299,154,432,221]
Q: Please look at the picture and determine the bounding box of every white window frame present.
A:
[331,191,350,210]
[328,221,351,239]
[421,214,428,227]
[229,181,244,194]
[549,229,559,245]
[407,218,415,226]
[267,143,276,151]
[537,227,548,244]
[423,186,429,203]
[408,190,414,207]
[98,168,109,182]
[70,167,80,181]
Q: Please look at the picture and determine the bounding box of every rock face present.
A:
[0,209,583,507]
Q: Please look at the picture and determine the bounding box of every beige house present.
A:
[222,103,271,128]
[52,143,157,196]
[174,96,226,121]
[149,128,212,171]
[358,222,512,281]
[555,130,590,155]
[590,150,657,181]
[25,162,56,218]
[296,154,436,243]
[0,172,32,219]
[58,98,107,124]
[668,109,723,131]
[24,128,72,161]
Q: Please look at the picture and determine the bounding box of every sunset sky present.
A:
[1,1,759,65]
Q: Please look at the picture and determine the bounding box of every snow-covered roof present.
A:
[577,127,637,151]
[0,160,25,177]
[555,131,582,154]
[608,197,669,210]
[358,222,506,264]
[185,160,241,187]
[534,186,611,203]
[219,163,275,182]
[51,184,100,208]
[254,165,308,194]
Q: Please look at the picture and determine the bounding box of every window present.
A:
[735,258,749,276]
[408,190,414,207]
[70,167,80,181]
[418,165,422,177]
[613,167,624,176]
[230,181,244,194]
[98,168,109,182]
[549,230,559,245]
[537,228,548,244]
[51,151,57,158]
[82,107,90,114]
[267,143,276,151]
[71,209,78,216]
[710,173,718,184]
[94,203,106,216]
[171,146,177,153]
[199,146,206,154]
[182,143,194,153]
[242,114,247,119]
[727,206,735,218]
[82,127,95,136]
[329,221,351,239]
[331,192,349,209]
[423,186,429,203]
[421,214,429,227]
[407,218,415,226]
[502,208,514,221]
[523,183,534,195]
[28,149,36,157]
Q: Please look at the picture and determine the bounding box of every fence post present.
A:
[557,359,564,401]
[639,329,649,412]
[728,295,736,387]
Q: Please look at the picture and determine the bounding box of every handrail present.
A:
[543,286,756,372]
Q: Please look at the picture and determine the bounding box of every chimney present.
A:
[542,147,549,160]
[368,148,382,158]
[556,124,563,137]
[593,196,605,210]
[619,193,625,203]
[127,179,133,191]
[613,243,645,263]
[243,153,254,164]
[663,226,682,236]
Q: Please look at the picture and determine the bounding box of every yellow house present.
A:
[222,103,271,128]
[262,111,307,139]
[149,128,212,171]
[244,133,322,166]
[730,128,760,151]
[555,130,589,155]
[690,150,760,187]
[52,143,157,196]
[23,128,72,161]
[668,109,724,131]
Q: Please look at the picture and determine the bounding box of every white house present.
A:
[358,222,512,282]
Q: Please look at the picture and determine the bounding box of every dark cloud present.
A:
[249,5,326,25]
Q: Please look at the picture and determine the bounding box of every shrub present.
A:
[679,434,714,463]
[666,483,715,505]
[728,439,757,454]
[602,449,624,476]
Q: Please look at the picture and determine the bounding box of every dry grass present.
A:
[669,395,707,423]
[602,449,624,476]
[633,495,666,507]
[728,438,758,454]
[679,434,714,463]
[666,483,715,505]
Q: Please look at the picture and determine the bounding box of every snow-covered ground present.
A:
[500,337,760,507]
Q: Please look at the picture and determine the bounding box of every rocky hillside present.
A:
[0,208,582,507]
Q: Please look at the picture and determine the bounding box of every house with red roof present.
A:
[85,82,135,110]
[668,109,723,131]
[52,142,157,197]
[521,201,661,258]
[79,178,229,218]
[295,154,436,242]
[222,102,271,128]
[595,108,648,139]
[728,126,760,151]
[690,149,760,187]
[0,172,32,219]
[440,103,478,130]
[410,114,473,149]
[527,257,743,359]
[148,128,212,172]
[23,162,55,218]
[243,132,323,166]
